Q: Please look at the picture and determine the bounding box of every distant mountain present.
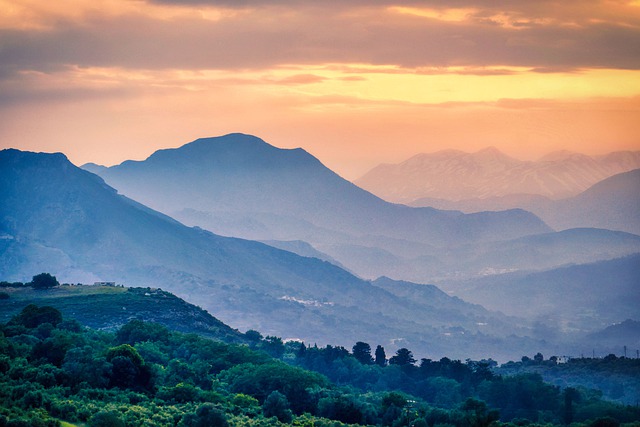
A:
[84,134,560,282]
[0,148,544,360]
[446,254,640,332]
[336,228,640,283]
[259,240,349,271]
[411,169,640,235]
[357,147,640,203]
[586,319,640,349]
[534,169,640,235]
[88,134,549,247]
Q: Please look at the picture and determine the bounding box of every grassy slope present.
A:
[0,285,246,343]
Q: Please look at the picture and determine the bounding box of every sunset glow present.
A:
[1,0,639,178]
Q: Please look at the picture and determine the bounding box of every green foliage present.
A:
[262,391,293,423]
[116,319,170,345]
[90,410,125,427]
[181,403,229,427]
[352,342,374,365]
[498,355,640,407]
[30,273,59,290]
[220,361,329,413]
[0,304,638,427]
[9,304,62,329]
[375,344,387,367]
[389,347,416,366]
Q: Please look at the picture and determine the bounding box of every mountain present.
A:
[445,254,640,332]
[357,147,640,203]
[89,134,550,247]
[586,319,640,350]
[533,169,640,235]
[336,228,640,283]
[84,134,559,283]
[0,148,545,360]
[411,169,640,235]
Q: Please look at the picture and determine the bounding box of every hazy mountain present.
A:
[357,147,640,203]
[84,134,559,283]
[0,148,546,360]
[87,134,550,247]
[329,228,640,283]
[534,169,640,235]
[410,194,552,212]
[586,319,640,350]
[445,254,640,332]
[411,169,640,235]
[259,240,349,271]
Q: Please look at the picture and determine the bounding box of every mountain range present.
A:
[84,134,549,248]
[356,147,640,203]
[410,168,640,235]
[84,134,640,283]
[1,147,548,360]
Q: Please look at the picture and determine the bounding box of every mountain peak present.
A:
[1,148,70,165]
[132,133,316,171]
[472,146,517,162]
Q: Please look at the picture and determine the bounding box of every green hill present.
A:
[0,284,245,343]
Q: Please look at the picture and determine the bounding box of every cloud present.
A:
[1,0,640,81]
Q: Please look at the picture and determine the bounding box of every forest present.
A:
[1,302,640,427]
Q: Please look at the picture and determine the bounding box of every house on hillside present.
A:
[93,281,116,286]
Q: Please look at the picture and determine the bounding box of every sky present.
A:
[1,0,639,179]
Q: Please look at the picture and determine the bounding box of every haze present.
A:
[1,0,640,179]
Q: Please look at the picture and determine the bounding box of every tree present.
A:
[563,387,580,425]
[352,342,374,365]
[116,319,170,345]
[105,344,152,390]
[375,345,387,367]
[30,273,59,290]
[263,391,293,423]
[10,304,62,328]
[389,348,416,366]
[90,411,125,427]
[297,342,307,359]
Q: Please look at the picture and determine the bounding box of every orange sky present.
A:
[1,0,639,179]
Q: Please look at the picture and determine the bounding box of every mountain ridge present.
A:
[356,147,640,203]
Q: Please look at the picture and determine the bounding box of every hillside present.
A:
[357,147,640,203]
[0,148,545,360]
[0,284,245,342]
[445,254,640,332]
[534,169,640,235]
